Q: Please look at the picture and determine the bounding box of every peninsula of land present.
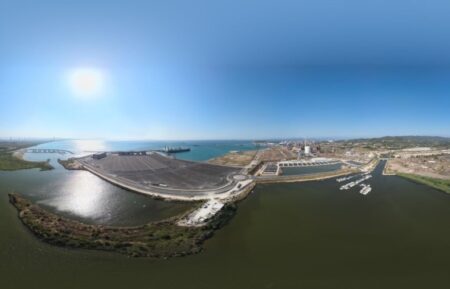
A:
[9,193,236,258]
[0,141,53,171]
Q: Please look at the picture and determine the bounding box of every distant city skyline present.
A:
[1,0,450,139]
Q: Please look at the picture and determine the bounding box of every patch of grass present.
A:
[398,173,450,194]
[0,151,53,171]
[0,142,53,171]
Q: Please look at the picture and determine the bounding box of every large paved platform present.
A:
[78,153,246,199]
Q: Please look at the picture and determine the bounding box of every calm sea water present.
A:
[1,141,450,289]
[26,139,258,161]
[282,163,342,176]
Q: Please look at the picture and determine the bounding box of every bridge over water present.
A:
[27,149,73,154]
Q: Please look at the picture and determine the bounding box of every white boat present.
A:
[336,175,354,183]
[359,184,372,195]
[340,181,355,190]
[340,174,372,190]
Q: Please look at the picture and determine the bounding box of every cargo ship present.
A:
[162,146,191,153]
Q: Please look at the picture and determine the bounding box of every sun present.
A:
[69,68,103,97]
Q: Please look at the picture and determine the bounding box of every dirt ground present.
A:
[208,150,258,167]
[259,146,297,161]
[386,154,450,180]
[209,146,298,167]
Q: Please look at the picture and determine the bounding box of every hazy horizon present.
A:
[1,134,450,143]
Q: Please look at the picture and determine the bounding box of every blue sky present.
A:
[1,0,450,140]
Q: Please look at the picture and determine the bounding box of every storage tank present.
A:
[304,146,311,155]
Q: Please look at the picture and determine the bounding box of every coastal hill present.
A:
[331,136,450,150]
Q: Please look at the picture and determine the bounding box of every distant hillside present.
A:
[334,136,450,150]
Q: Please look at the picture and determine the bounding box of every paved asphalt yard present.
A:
[78,153,242,197]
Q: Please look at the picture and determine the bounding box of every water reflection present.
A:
[38,172,110,221]
[25,169,194,226]
[72,139,108,154]
[0,164,192,226]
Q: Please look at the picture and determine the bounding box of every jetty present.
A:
[177,199,225,226]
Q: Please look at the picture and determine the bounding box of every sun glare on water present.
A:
[69,68,104,97]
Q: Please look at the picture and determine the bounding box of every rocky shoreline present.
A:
[57,158,84,170]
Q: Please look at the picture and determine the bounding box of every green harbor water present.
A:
[1,143,450,288]
[281,163,342,176]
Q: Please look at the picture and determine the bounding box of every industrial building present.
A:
[92,152,107,159]
[304,145,311,155]
[118,151,147,156]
